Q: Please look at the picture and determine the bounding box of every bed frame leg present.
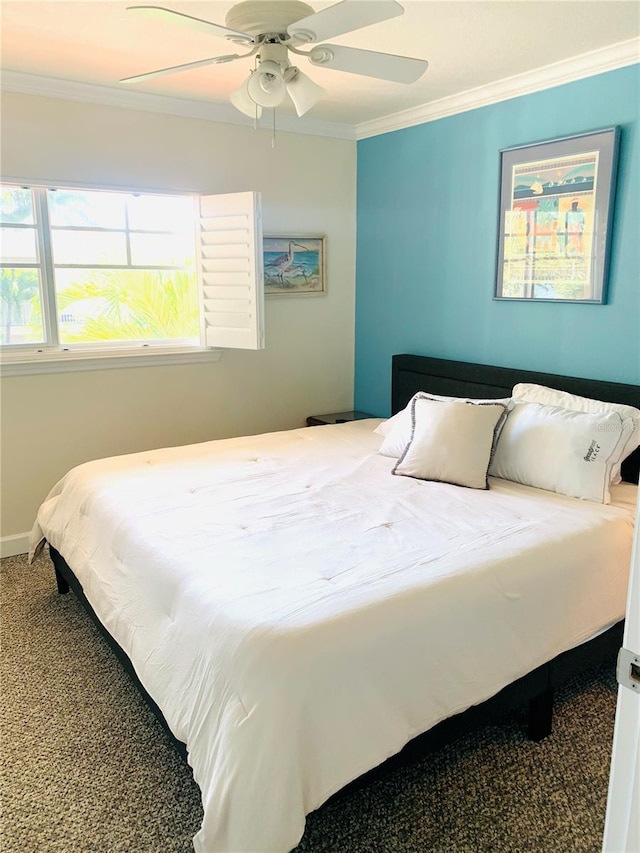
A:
[528,687,554,741]
[54,565,69,595]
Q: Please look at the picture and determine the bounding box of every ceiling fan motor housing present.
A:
[225,1,315,41]
[256,42,290,70]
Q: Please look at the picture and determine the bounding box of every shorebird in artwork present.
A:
[277,264,309,287]
[266,241,309,284]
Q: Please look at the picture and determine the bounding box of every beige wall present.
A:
[0,92,357,540]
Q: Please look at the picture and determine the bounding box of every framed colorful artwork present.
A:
[494,127,620,303]
[263,236,326,296]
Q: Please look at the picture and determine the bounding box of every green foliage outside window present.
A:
[56,268,199,344]
[2,185,200,348]
[1,269,43,344]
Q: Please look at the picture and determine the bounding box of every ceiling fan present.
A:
[120,0,429,118]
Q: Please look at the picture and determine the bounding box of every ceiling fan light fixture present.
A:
[284,66,325,116]
[247,59,287,107]
[230,76,263,118]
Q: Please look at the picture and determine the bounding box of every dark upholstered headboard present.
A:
[391,354,640,484]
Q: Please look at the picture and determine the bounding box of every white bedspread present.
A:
[30,420,637,853]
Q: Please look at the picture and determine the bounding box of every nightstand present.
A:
[306,410,374,427]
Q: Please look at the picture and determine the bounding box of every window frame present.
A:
[0,176,265,376]
[0,178,222,375]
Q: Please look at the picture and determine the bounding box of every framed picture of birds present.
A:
[264,236,326,296]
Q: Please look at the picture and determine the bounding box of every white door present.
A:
[602,494,640,852]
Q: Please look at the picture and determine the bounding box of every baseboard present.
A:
[1,533,30,558]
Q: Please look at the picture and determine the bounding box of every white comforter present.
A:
[30,420,637,853]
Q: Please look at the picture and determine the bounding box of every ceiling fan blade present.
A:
[288,0,403,43]
[120,55,239,84]
[127,6,254,44]
[309,44,428,83]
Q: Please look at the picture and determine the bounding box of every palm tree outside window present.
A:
[0,185,199,350]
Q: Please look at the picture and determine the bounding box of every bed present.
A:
[30,354,639,853]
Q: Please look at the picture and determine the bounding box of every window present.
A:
[1,183,264,372]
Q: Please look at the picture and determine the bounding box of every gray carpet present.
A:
[1,550,618,853]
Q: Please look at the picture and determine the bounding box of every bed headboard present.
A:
[391,354,640,484]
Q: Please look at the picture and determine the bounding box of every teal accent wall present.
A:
[355,65,640,416]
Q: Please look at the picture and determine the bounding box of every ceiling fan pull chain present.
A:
[272,107,277,148]
[253,57,260,129]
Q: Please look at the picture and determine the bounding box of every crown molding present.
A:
[2,37,638,144]
[356,38,640,140]
[0,70,356,140]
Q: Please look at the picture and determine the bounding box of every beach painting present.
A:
[263,236,326,296]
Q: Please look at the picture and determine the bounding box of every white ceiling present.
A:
[2,0,639,131]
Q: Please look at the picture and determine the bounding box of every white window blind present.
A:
[198,191,265,351]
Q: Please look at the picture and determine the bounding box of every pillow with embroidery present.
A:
[489,401,628,503]
[378,392,511,459]
[511,383,640,485]
[392,397,507,490]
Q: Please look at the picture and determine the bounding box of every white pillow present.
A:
[489,401,630,503]
[378,392,511,459]
[392,397,508,490]
[374,409,406,439]
[512,383,640,485]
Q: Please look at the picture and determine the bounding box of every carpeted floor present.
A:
[1,550,618,853]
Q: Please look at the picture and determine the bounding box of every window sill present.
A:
[0,345,223,376]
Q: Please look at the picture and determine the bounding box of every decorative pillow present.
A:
[392,397,508,490]
[374,409,405,439]
[512,383,640,485]
[378,392,511,459]
[489,401,630,503]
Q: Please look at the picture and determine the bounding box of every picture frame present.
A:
[494,127,620,303]
[263,235,326,296]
